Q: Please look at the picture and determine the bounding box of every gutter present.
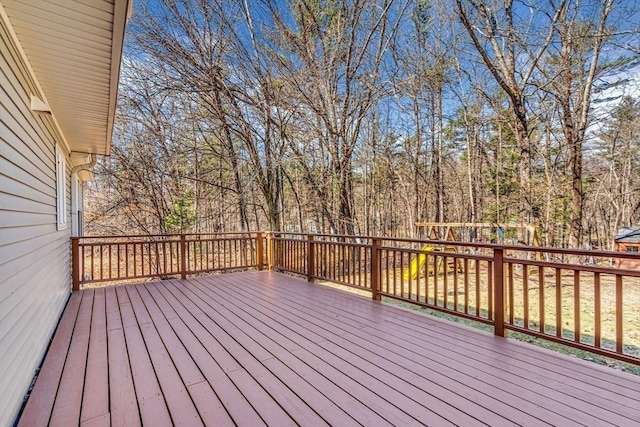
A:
[71,153,97,176]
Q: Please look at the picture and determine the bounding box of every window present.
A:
[626,246,639,253]
[71,172,81,236]
[56,145,68,229]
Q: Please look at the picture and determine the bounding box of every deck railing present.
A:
[71,232,265,289]
[72,232,639,365]
[269,233,640,365]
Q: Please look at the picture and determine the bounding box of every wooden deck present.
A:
[18,271,640,427]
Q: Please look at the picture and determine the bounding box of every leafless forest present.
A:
[86,0,640,250]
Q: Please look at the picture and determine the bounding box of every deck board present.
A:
[214,275,551,426]
[151,283,267,427]
[134,284,231,425]
[106,286,142,427]
[255,272,640,419]
[126,285,204,426]
[19,271,640,427]
[166,280,328,426]
[117,306,171,427]
[184,278,427,426]
[17,292,82,427]
[196,276,475,426]
[244,277,627,424]
[81,288,109,424]
[48,290,93,426]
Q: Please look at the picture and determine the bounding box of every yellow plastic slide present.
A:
[403,245,435,281]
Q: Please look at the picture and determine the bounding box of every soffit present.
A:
[2,0,130,155]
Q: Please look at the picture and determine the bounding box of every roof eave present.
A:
[105,0,133,157]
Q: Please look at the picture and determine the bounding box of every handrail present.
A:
[78,231,260,239]
[378,236,640,259]
[71,231,639,365]
[274,232,639,259]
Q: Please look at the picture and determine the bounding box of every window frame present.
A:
[56,144,68,230]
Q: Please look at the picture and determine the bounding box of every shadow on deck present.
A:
[18,271,640,426]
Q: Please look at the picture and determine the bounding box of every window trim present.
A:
[56,144,68,230]
[71,172,81,236]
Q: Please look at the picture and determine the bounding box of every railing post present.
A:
[493,247,506,337]
[307,234,315,282]
[266,232,273,270]
[371,238,382,301]
[180,234,187,279]
[256,232,264,270]
[72,238,80,291]
[274,234,283,270]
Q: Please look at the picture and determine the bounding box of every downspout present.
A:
[71,154,97,236]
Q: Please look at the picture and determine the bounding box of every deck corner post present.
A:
[256,232,264,270]
[371,238,382,301]
[265,232,273,270]
[180,234,187,279]
[307,234,315,282]
[493,247,506,337]
[71,237,80,291]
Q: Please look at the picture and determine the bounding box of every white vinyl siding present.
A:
[0,16,71,427]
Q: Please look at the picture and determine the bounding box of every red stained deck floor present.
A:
[18,271,640,426]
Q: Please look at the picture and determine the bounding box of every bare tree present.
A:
[266,0,407,234]
[456,0,565,221]
[86,0,639,249]
[538,0,614,247]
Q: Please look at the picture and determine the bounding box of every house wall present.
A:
[0,17,72,427]
[614,243,640,270]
